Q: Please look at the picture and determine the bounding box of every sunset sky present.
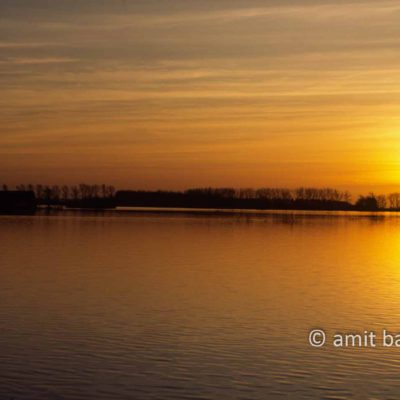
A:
[1,0,400,193]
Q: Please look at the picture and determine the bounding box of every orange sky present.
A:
[1,0,400,193]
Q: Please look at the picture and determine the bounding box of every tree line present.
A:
[116,187,400,211]
[116,187,354,211]
[1,184,400,211]
[355,193,400,210]
[185,187,352,202]
[0,184,115,207]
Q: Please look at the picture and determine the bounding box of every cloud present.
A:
[0,57,78,65]
[0,42,58,48]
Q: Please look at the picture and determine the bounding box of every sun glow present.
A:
[1,2,400,193]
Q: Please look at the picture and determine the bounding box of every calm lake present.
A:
[1,211,400,399]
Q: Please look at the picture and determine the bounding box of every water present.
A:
[1,211,400,399]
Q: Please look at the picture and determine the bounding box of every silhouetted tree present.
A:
[376,195,387,210]
[35,184,44,201]
[388,193,400,209]
[43,186,53,206]
[61,185,70,201]
[52,185,60,203]
[355,194,379,211]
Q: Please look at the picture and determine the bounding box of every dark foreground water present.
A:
[1,211,400,399]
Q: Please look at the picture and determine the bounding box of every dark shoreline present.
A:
[2,206,399,219]
[3,187,400,214]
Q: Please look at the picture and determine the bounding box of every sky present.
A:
[1,0,400,193]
